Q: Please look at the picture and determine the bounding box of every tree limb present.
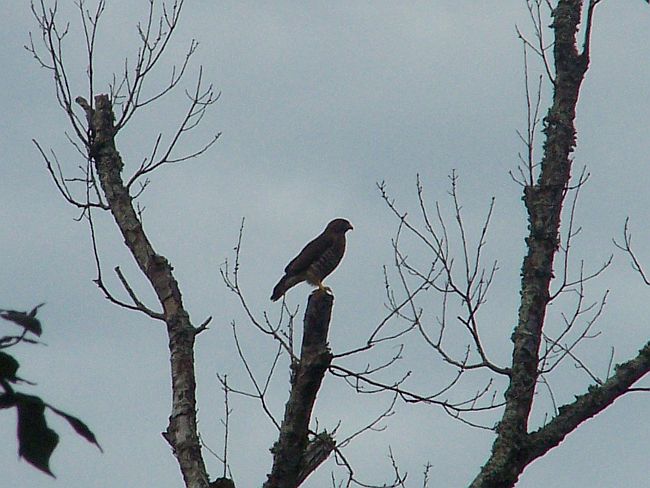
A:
[526,341,650,460]
[76,93,210,488]
[263,290,335,488]
[471,2,595,486]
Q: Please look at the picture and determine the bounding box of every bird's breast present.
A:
[306,245,344,283]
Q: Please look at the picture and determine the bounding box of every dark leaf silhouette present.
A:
[0,303,99,475]
[0,393,18,409]
[48,404,103,452]
[0,303,45,336]
[15,393,59,477]
[0,352,20,382]
[0,335,40,347]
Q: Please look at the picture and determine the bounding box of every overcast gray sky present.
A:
[2,1,650,487]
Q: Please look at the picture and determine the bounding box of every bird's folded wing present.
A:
[284,234,333,274]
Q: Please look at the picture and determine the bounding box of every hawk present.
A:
[271,218,353,301]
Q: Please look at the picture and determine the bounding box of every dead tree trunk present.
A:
[77,94,210,488]
[264,290,336,488]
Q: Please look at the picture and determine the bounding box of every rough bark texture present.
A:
[490,0,587,476]
[525,341,650,460]
[79,94,210,488]
[264,290,335,488]
[470,2,624,486]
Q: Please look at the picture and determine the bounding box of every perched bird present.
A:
[271,218,353,301]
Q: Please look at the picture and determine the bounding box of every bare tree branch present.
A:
[613,217,650,286]
[526,340,650,462]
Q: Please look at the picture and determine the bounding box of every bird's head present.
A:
[326,218,353,233]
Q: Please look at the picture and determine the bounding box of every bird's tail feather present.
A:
[271,275,300,301]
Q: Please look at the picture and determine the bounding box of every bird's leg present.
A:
[317,281,332,294]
